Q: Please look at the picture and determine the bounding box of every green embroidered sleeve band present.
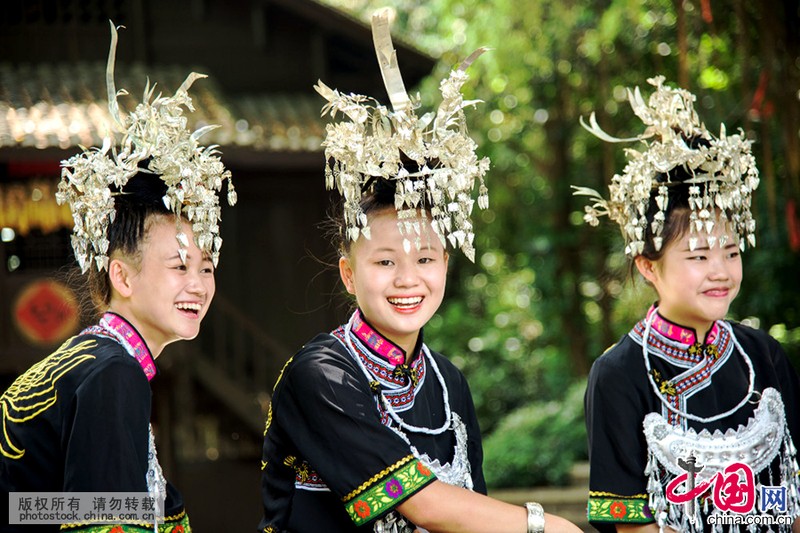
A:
[587,493,653,523]
[344,458,436,526]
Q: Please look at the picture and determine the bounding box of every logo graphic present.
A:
[675,454,704,522]
[760,486,787,513]
[666,453,756,515]
[663,454,794,528]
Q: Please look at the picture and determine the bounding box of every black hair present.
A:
[84,170,174,314]
[359,176,400,212]
[331,177,397,256]
[106,170,171,257]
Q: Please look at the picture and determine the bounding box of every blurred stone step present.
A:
[488,487,590,531]
[570,460,590,485]
[488,461,592,531]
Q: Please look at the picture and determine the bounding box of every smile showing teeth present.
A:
[175,302,202,312]
[388,297,423,306]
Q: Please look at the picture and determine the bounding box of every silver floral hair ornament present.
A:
[57,22,237,273]
[573,76,759,257]
[314,10,490,262]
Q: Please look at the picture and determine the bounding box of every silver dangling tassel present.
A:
[644,450,656,476]
[677,506,687,533]
[647,451,667,526]
[145,425,167,532]
[647,473,659,493]
[780,421,800,518]
[667,499,679,528]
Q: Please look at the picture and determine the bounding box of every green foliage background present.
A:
[323,0,800,487]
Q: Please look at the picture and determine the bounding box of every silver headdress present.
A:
[573,76,759,256]
[314,10,490,261]
[57,22,237,273]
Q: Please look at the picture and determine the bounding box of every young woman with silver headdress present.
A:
[258,11,580,533]
[576,76,800,533]
[0,23,236,533]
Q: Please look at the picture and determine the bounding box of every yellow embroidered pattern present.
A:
[2,338,97,459]
[589,490,648,498]
[649,369,677,396]
[263,403,273,437]
[342,454,414,503]
[263,355,295,437]
[284,455,312,484]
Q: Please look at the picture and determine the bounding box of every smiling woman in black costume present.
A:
[0,23,235,533]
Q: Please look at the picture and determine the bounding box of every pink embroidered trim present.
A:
[638,306,733,426]
[646,305,719,345]
[96,313,157,381]
[331,326,427,391]
[351,310,407,365]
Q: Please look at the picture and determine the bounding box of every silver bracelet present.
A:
[524,501,545,533]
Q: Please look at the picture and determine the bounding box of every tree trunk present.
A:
[675,0,690,89]
[549,71,590,377]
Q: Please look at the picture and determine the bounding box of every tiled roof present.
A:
[0,62,325,152]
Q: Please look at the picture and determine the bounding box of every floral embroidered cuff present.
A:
[588,492,653,523]
[344,457,436,526]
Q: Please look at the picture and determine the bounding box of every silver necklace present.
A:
[343,313,453,435]
[641,309,755,423]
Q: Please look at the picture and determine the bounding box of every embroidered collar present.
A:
[332,311,428,415]
[82,312,157,381]
[351,309,423,366]
[632,306,736,427]
[632,306,731,371]
[645,305,719,345]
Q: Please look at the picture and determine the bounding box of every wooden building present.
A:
[0,1,433,529]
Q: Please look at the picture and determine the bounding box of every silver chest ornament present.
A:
[643,387,800,532]
[644,387,785,483]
